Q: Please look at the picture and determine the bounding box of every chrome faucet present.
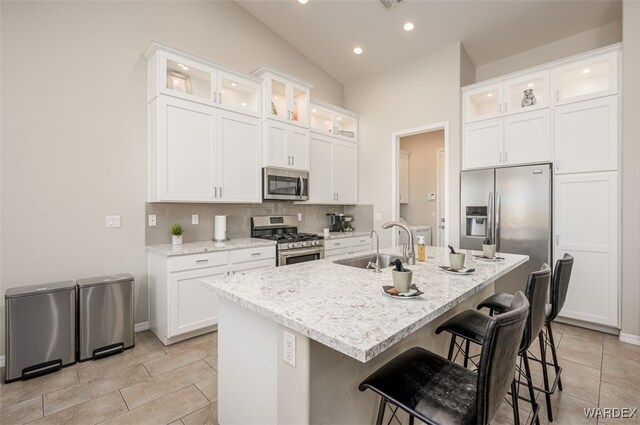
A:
[381,218,415,265]
[367,230,381,273]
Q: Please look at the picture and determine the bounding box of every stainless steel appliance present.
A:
[251,215,323,266]
[327,213,353,232]
[263,167,309,201]
[77,274,135,361]
[460,164,552,293]
[5,281,76,382]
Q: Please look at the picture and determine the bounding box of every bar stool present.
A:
[436,264,552,425]
[359,292,529,425]
[477,254,574,418]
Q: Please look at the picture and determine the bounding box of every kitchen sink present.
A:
[333,253,405,270]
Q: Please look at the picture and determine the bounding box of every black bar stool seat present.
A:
[436,309,489,345]
[479,293,553,320]
[359,347,478,425]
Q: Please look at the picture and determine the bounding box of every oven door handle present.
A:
[280,247,324,257]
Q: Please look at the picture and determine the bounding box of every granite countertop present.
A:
[320,231,372,240]
[202,246,528,362]
[146,238,276,257]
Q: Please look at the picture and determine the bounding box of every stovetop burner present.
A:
[260,233,322,243]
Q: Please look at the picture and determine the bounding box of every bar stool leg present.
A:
[409,415,415,425]
[539,333,554,421]
[546,322,563,391]
[511,379,521,425]
[463,339,471,368]
[522,354,541,425]
[375,397,386,425]
[447,335,456,361]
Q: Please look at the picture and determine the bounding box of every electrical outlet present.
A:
[106,215,121,228]
[374,213,382,221]
[192,214,199,225]
[283,331,296,367]
[297,213,302,221]
[148,215,157,226]
[428,193,436,200]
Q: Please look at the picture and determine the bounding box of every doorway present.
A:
[391,122,449,248]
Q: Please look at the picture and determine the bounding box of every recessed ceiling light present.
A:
[403,22,414,31]
[487,93,493,97]
[353,47,363,55]
[582,68,591,74]
[177,63,189,71]
[528,83,534,88]
[298,0,308,4]
[241,102,248,107]
[337,117,342,121]
[230,82,237,87]
[312,108,317,113]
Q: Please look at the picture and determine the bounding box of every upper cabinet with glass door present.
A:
[145,42,262,118]
[253,66,313,128]
[553,51,618,106]
[310,99,358,142]
[464,70,550,123]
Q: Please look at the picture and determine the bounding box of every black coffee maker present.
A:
[327,213,353,232]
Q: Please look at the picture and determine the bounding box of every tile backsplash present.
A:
[145,202,374,245]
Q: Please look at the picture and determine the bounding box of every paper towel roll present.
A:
[214,214,227,241]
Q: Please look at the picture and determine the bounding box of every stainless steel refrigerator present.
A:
[460,164,552,294]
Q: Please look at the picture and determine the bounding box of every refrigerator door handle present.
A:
[487,191,493,241]
[495,192,501,251]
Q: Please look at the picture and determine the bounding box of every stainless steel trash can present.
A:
[5,281,76,383]
[76,273,135,361]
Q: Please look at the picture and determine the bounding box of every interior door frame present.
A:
[391,122,450,248]
[436,148,445,247]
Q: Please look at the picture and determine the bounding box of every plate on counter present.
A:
[381,284,424,299]
[439,266,475,275]
[473,255,505,262]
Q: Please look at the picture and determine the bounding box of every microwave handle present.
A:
[298,176,305,198]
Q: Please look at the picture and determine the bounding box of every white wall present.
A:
[0,1,343,357]
[399,130,444,234]
[621,1,640,339]
[475,20,622,82]
[344,43,464,249]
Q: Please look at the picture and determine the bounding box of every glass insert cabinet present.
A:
[310,100,358,142]
[253,66,312,128]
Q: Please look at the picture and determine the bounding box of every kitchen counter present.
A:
[145,238,276,257]
[205,245,528,424]
[203,245,527,362]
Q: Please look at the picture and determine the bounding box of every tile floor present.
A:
[0,323,638,424]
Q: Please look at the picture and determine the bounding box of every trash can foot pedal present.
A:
[22,359,62,380]
[93,342,124,360]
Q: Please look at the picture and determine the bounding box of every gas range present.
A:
[251,216,324,266]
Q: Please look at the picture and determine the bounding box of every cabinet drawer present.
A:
[230,258,275,273]
[350,236,372,248]
[350,245,371,255]
[168,251,229,272]
[229,246,276,264]
[324,247,350,259]
[324,239,349,250]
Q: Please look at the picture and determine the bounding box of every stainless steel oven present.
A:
[263,167,309,201]
[278,245,324,266]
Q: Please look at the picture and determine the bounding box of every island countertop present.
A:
[202,246,527,362]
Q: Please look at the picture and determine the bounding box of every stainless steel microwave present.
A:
[263,167,309,201]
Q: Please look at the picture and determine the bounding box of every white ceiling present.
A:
[236,0,621,84]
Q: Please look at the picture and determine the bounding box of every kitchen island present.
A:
[202,246,528,424]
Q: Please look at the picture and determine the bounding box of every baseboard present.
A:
[619,332,640,346]
[555,316,619,335]
[134,321,150,333]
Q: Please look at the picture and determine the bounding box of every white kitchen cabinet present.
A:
[146,43,262,118]
[463,110,551,170]
[263,120,309,170]
[148,246,276,345]
[553,50,618,106]
[399,151,409,204]
[554,173,618,327]
[324,236,372,259]
[554,96,618,174]
[463,119,504,169]
[254,66,312,128]
[310,100,358,143]
[307,134,358,204]
[149,95,262,203]
[463,70,550,124]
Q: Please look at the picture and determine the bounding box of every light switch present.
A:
[148,215,157,226]
[297,213,302,221]
[192,214,199,225]
[106,215,121,228]
[428,193,436,200]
